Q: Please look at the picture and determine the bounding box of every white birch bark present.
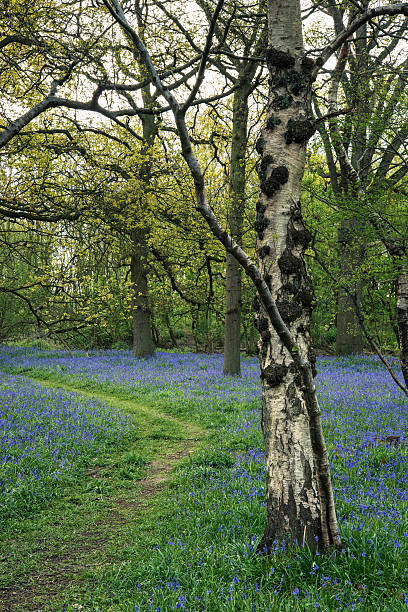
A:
[255,0,339,551]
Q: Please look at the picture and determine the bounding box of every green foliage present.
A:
[7,338,61,351]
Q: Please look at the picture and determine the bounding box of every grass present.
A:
[0,376,204,611]
[1,348,408,610]
[0,374,137,521]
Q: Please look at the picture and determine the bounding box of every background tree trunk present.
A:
[164,312,178,348]
[131,228,154,357]
[336,218,365,354]
[223,86,249,375]
[130,5,158,357]
[396,268,408,386]
[334,20,367,355]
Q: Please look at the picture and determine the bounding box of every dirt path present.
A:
[0,378,205,612]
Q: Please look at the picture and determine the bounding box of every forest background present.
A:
[0,0,407,372]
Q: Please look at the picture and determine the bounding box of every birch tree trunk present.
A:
[223,86,249,375]
[254,0,339,552]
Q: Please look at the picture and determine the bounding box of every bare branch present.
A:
[313,3,408,77]
[183,0,225,112]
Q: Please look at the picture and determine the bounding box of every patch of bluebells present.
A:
[318,356,408,526]
[3,347,408,609]
[0,372,134,519]
[0,347,261,420]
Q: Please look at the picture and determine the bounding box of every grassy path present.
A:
[0,376,205,612]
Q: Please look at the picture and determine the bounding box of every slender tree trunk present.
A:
[191,311,200,352]
[248,324,256,355]
[164,312,178,348]
[336,218,365,354]
[243,319,257,355]
[396,268,408,387]
[223,86,249,375]
[254,0,340,552]
[242,319,250,354]
[152,322,160,346]
[224,253,242,371]
[324,41,365,356]
[130,226,155,356]
[131,228,154,357]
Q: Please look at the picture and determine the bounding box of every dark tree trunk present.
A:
[336,219,365,354]
[322,38,366,356]
[130,14,159,357]
[131,229,154,357]
[152,322,160,346]
[165,313,178,348]
[191,310,200,352]
[130,122,157,354]
[396,270,408,387]
[224,253,242,372]
[223,86,249,375]
[242,319,256,355]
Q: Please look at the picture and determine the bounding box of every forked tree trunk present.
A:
[131,228,154,357]
[109,0,408,557]
[130,11,158,358]
[129,120,157,356]
[132,0,341,551]
[253,0,340,552]
[223,86,249,375]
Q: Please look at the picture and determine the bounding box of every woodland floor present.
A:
[0,378,205,612]
[2,350,408,611]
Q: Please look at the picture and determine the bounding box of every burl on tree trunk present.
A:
[255,0,340,552]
